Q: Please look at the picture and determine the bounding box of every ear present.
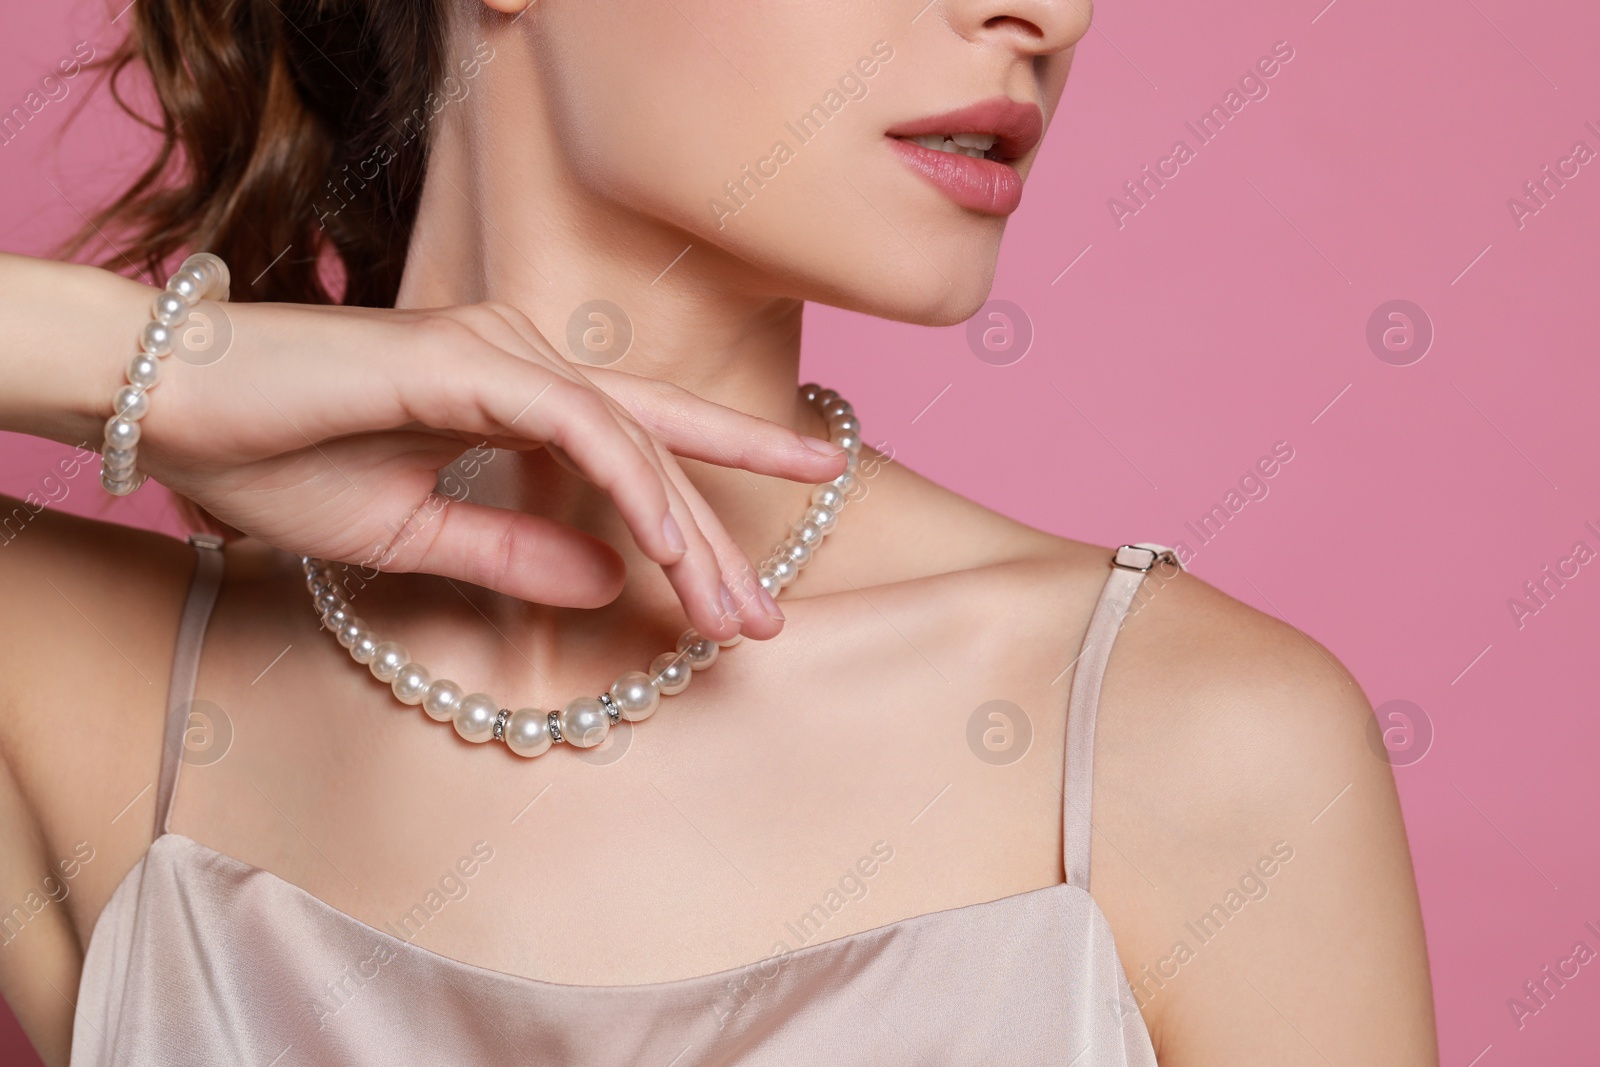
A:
[478,0,531,13]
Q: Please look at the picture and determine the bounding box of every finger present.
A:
[376,493,629,608]
[405,311,761,634]
[458,317,754,631]
[599,414,750,642]
[467,305,849,483]
[653,442,788,641]
[395,327,688,569]
[587,369,850,483]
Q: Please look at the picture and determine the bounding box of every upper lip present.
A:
[885,97,1044,162]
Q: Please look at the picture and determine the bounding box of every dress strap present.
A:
[1062,543,1181,889]
[154,533,227,838]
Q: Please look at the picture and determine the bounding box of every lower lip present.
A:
[886,138,1024,216]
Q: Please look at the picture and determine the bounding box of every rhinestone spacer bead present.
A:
[598,692,620,725]
[547,710,564,744]
[491,708,511,741]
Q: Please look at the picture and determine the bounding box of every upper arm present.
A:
[1089,568,1438,1066]
[0,493,193,1064]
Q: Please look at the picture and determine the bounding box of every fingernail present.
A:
[718,582,742,627]
[757,582,784,622]
[802,436,845,457]
[662,512,687,555]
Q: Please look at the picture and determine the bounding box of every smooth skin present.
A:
[0,0,1438,1064]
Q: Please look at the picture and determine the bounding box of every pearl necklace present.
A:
[302,383,862,758]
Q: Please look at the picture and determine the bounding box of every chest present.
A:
[163,584,1082,985]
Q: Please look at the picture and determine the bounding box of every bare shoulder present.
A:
[0,494,198,1031]
[1084,560,1440,1064]
[851,453,1437,1061]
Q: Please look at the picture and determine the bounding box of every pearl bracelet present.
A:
[100,252,231,496]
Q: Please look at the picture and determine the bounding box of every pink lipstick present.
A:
[885,97,1044,216]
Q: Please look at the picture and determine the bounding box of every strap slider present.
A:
[186,532,225,550]
[1113,544,1180,573]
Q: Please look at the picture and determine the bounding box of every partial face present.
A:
[512,0,1092,325]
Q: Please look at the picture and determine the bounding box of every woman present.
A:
[0,0,1438,1063]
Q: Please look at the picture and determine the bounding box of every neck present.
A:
[389,17,834,620]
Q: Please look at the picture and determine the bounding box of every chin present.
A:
[911,277,1001,328]
[805,250,1002,329]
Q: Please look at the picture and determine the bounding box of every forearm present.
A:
[0,254,157,449]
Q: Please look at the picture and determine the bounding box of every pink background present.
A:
[3,0,1597,1061]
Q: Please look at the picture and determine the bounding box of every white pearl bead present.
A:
[321,607,350,632]
[799,382,822,403]
[104,416,140,451]
[505,707,553,756]
[100,471,141,495]
[676,629,719,670]
[828,414,860,436]
[152,290,188,327]
[791,520,824,547]
[609,671,660,722]
[758,572,780,596]
[103,447,137,470]
[351,633,379,664]
[781,537,813,569]
[167,270,205,306]
[422,679,463,722]
[453,693,499,742]
[835,432,861,454]
[127,354,161,389]
[810,485,845,512]
[558,697,610,748]
[831,471,858,496]
[805,505,838,534]
[822,399,852,419]
[649,651,693,696]
[766,557,795,588]
[140,320,174,356]
[392,663,431,704]
[370,642,408,683]
[181,252,230,293]
[814,388,839,407]
[336,617,367,649]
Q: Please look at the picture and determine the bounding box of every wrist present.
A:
[0,255,159,448]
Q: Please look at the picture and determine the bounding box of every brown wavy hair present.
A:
[65,1,450,536]
[68,0,447,306]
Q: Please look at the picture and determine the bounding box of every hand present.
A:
[132,297,848,641]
